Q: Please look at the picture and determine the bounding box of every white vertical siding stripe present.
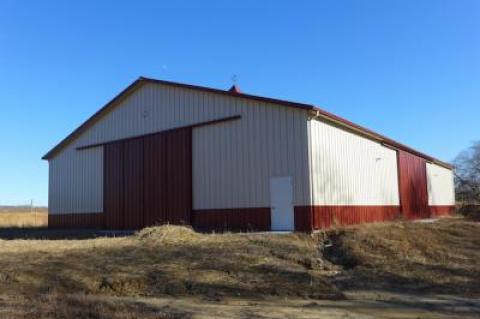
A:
[426,163,455,205]
[309,118,400,205]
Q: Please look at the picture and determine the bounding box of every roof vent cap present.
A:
[228,84,241,94]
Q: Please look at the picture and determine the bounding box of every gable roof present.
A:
[42,77,452,169]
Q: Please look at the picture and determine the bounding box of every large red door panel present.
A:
[104,128,192,230]
[104,142,124,229]
[123,138,144,229]
[144,133,167,226]
[165,128,192,225]
[398,151,429,219]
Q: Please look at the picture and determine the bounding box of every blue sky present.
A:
[0,1,478,206]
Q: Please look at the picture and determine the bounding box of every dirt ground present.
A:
[0,216,478,318]
[1,292,479,319]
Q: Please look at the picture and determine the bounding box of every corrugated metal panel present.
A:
[165,128,192,224]
[104,142,124,229]
[429,205,455,217]
[123,137,144,229]
[103,128,192,229]
[48,146,103,214]
[49,212,104,229]
[192,208,270,231]
[426,163,455,206]
[398,151,429,219]
[309,118,400,206]
[313,206,400,229]
[193,104,309,208]
[50,82,310,214]
[144,132,168,226]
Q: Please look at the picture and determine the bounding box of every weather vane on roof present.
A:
[231,74,238,85]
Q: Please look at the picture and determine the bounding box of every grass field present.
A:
[0,211,48,227]
[0,206,48,228]
[0,216,479,318]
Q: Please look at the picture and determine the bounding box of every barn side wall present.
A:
[305,117,401,230]
[48,82,311,229]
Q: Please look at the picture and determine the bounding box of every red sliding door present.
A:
[398,150,429,219]
[104,128,192,229]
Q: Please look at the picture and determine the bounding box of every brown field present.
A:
[0,216,479,318]
[0,211,48,227]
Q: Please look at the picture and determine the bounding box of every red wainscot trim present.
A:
[294,206,314,231]
[429,205,455,218]
[49,213,105,229]
[192,208,271,232]
[295,206,402,230]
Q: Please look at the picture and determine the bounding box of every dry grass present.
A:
[0,211,48,227]
[0,224,340,300]
[0,293,188,319]
[0,217,479,318]
[324,217,480,296]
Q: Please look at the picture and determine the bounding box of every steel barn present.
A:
[43,77,455,231]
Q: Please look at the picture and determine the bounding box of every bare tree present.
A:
[454,141,480,205]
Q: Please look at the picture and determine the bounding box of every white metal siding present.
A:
[309,118,400,206]
[193,103,309,209]
[426,163,455,206]
[48,146,103,214]
[48,83,311,213]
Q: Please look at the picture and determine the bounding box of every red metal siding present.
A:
[49,213,105,228]
[192,208,270,231]
[295,206,401,230]
[104,142,124,229]
[123,138,145,229]
[294,206,313,231]
[398,151,429,219]
[103,127,192,230]
[144,133,168,226]
[429,205,455,217]
[165,128,192,225]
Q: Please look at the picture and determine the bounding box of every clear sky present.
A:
[0,1,478,206]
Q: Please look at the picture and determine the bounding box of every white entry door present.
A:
[270,176,294,231]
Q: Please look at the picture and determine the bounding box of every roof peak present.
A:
[228,84,241,94]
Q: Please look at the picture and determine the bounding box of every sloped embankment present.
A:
[323,217,480,296]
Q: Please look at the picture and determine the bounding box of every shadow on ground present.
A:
[0,228,134,240]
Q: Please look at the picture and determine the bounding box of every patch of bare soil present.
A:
[323,217,480,296]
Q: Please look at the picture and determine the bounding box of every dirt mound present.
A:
[136,224,202,244]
